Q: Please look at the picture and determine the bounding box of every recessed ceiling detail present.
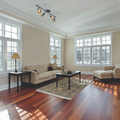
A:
[0,0,120,37]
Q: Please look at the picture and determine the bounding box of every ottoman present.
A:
[93,70,113,80]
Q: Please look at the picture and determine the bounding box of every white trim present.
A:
[0,81,21,91]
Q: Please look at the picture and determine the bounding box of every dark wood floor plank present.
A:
[0,74,120,120]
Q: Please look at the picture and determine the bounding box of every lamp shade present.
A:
[11,53,20,59]
[53,55,57,59]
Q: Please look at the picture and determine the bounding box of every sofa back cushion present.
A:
[42,64,49,72]
[115,63,120,68]
[34,65,44,73]
[26,66,36,70]
[49,63,57,70]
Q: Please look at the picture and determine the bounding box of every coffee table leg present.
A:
[79,73,81,83]
[69,77,70,90]
[56,76,58,87]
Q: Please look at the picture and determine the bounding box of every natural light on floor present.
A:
[15,105,48,120]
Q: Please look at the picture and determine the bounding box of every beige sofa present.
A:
[93,63,120,79]
[22,63,63,84]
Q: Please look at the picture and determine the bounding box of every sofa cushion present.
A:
[115,63,120,68]
[26,66,36,71]
[38,72,52,80]
[50,70,62,75]
[49,63,57,70]
[93,70,113,77]
[42,64,49,72]
[34,65,44,73]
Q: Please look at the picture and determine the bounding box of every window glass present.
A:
[102,46,110,64]
[84,39,91,46]
[7,41,18,70]
[5,24,18,39]
[92,47,100,64]
[102,36,111,44]
[76,48,82,64]
[84,48,91,64]
[50,37,61,65]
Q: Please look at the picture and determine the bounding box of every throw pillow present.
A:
[49,63,57,70]
[48,66,53,71]
[33,70,39,75]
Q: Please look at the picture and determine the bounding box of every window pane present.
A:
[50,38,54,46]
[5,32,11,38]
[84,48,91,64]
[84,39,91,46]
[92,47,100,64]
[102,46,110,64]
[7,41,18,70]
[76,48,82,64]
[93,37,101,45]
[102,36,111,44]
[5,25,11,32]
[12,33,17,39]
[12,27,17,33]
[76,40,83,47]
[0,40,4,71]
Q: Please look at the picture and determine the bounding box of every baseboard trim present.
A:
[0,82,21,91]
[81,71,93,75]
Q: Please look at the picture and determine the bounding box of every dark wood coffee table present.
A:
[56,71,81,90]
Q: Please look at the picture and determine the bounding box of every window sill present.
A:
[0,73,8,77]
[74,64,112,68]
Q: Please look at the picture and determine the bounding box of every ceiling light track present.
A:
[36,4,56,22]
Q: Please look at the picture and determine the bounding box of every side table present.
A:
[8,71,31,93]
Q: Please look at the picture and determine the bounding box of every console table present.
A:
[8,71,31,93]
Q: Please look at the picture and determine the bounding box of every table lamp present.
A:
[53,55,57,63]
[11,53,20,72]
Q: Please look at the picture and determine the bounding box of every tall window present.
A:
[0,21,20,74]
[50,36,61,65]
[75,33,112,66]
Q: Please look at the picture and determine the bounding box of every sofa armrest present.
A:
[113,68,120,79]
[57,67,63,71]
[104,66,115,71]
[24,70,38,84]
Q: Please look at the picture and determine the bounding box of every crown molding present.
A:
[67,24,120,38]
[0,1,67,38]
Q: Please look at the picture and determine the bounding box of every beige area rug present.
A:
[36,78,92,100]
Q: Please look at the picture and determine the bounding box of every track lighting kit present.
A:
[36,4,56,23]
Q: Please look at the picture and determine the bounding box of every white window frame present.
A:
[50,35,61,65]
[0,18,22,77]
[74,32,113,67]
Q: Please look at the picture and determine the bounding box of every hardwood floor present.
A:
[0,74,120,120]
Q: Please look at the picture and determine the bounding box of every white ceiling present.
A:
[0,0,120,36]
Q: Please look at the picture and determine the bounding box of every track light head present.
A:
[53,18,55,23]
[51,16,54,20]
[41,13,45,17]
[37,8,42,13]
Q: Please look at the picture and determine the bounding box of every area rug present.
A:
[36,78,92,100]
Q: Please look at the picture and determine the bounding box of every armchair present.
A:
[104,63,120,79]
